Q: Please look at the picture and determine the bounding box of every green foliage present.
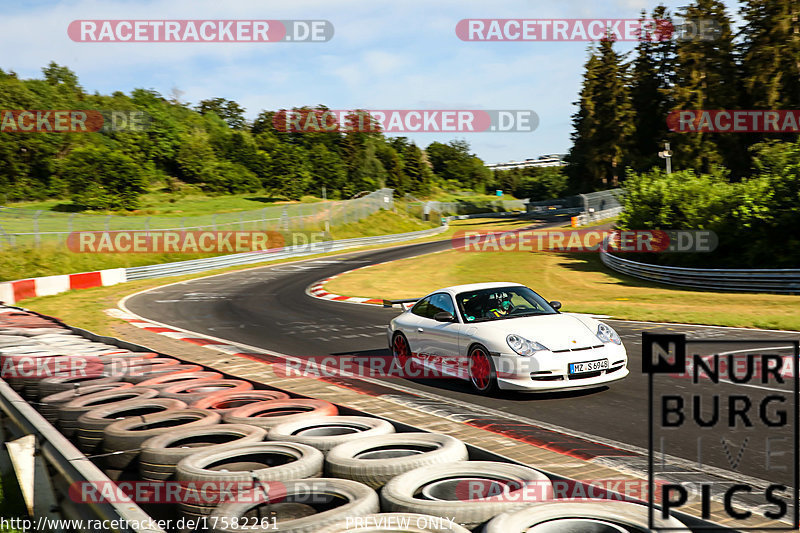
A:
[0,68,486,209]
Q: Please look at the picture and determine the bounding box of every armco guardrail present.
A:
[125,225,447,281]
[601,250,800,294]
[572,206,624,227]
[0,379,165,533]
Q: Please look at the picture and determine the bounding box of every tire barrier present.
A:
[317,513,472,533]
[76,398,188,454]
[159,379,253,403]
[267,415,395,452]
[192,389,290,414]
[483,500,686,532]
[102,408,220,470]
[37,374,123,400]
[325,433,469,489]
[208,478,380,533]
[39,382,134,424]
[139,424,267,481]
[122,362,199,384]
[175,442,324,519]
[136,370,223,390]
[380,461,554,529]
[58,387,160,438]
[223,399,338,429]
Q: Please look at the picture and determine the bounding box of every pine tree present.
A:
[629,6,677,172]
[566,49,602,191]
[669,0,740,175]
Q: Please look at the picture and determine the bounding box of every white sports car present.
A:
[386,282,628,394]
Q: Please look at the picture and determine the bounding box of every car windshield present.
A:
[456,286,557,323]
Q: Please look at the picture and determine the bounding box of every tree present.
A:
[197,97,246,129]
[59,146,147,209]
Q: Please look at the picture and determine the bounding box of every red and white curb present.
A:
[306,262,390,306]
[0,268,126,306]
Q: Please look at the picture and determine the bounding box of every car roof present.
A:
[429,282,524,297]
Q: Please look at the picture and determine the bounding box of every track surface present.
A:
[127,236,799,486]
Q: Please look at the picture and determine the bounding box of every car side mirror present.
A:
[549,301,562,311]
[434,311,455,322]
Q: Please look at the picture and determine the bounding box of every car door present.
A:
[420,293,464,376]
[404,296,433,367]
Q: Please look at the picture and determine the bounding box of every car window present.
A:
[457,286,556,322]
[429,293,456,317]
[410,296,432,318]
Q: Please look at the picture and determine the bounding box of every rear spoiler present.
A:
[382,298,419,310]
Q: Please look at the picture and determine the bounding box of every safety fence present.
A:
[0,190,394,248]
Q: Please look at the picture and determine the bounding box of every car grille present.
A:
[551,344,604,353]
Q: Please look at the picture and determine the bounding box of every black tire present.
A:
[102,408,220,470]
[391,332,415,372]
[192,389,290,414]
[139,424,267,481]
[468,344,498,395]
[325,433,468,489]
[136,371,223,391]
[57,387,160,438]
[119,357,180,383]
[123,363,201,384]
[76,398,188,454]
[483,500,686,532]
[380,461,553,529]
[267,416,395,452]
[223,399,337,429]
[208,478,379,533]
[159,379,253,403]
[37,374,122,401]
[316,513,472,533]
[39,383,134,425]
[175,442,324,519]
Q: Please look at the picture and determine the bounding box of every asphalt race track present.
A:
[126,234,800,487]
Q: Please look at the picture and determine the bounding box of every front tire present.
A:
[392,332,414,373]
[468,345,498,394]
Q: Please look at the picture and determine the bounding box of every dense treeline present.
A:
[567,0,800,189]
[0,65,530,209]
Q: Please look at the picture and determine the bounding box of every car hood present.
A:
[472,313,602,351]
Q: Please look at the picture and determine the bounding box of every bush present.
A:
[59,145,147,210]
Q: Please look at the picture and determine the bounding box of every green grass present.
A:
[325,246,800,331]
[0,472,25,533]
[0,209,434,281]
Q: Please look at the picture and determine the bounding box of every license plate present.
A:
[569,359,609,374]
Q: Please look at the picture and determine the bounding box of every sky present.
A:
[0,0,744,164]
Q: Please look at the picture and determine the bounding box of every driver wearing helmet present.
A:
[486,291,513,318]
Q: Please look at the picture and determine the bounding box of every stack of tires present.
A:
[0,307,686,533]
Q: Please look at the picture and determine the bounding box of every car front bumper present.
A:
[493,343,629,392]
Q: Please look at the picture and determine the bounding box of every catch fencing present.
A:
[0,190,394,248]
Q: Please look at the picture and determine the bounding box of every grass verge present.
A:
[14,218,532,335]
[325,248,800,331]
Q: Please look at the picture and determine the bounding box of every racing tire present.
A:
[76,398,188,454]
[58,387,160,437]
[391,332,416,373]
[468,345,498,395]
[267,416,395,452]
[123,363,202,384]
[483,500,686,532]
[325,433,468,489]
[208,478,379,533]
[159,379,253,403]
[37,374,122,401]
[139,423,267,481]
[103,408,220,470]
[223,399,337,429]
[380,461,553,529]
[175,442,324,519]
[192,389,290,414]
[317,513,472,533]
[136,371,223,391]
[39,382,134,424]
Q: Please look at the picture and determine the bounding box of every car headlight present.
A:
[596,322,621,345]
[506,334,549,356]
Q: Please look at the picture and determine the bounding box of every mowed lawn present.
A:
[325,250,800,331]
